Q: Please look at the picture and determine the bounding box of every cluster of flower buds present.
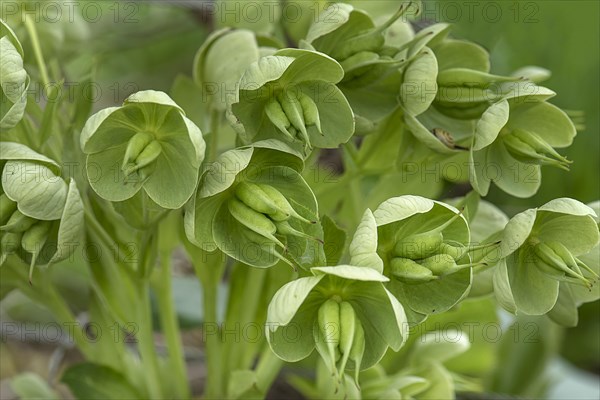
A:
[227,181,319,265]
[389,213,495,283]
[0,194,53,271]
[503,129,571,171]
[317,298,366,385]
[121,132,163,179]
[264,90,322,149]
[533,240,598,289]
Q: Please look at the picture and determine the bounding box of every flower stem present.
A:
[153,250,190,399]
[24,15,50,87]
[208,109,222,163]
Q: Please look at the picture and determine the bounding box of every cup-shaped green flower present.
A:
[80,90,205,209]
[266,266,408,386]
[1,19,29,132]
[493,198,599,316]
[0,142,83,283]
[229,49,354,156]
[193,28,260,115]
[373,195,478,322]
[185,141,325,269]
[469,99,576,198]
[547,200,600,326]
[305,3,420,122]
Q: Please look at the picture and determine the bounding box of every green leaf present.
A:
[349,209,384,272]
[61,362,142,400]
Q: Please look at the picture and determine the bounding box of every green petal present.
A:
[86,143,143,202]
[373,195,436,227]
[432,39,490,72]
[488,142,541,198]
[49,179,84,265]
[312,265,389,282]
[533,213,599,256]
[298,82,354,149]
[2,161,67,220]
[492,258,517,314]
[390,268,472,315]
[0,142,60,174]
[199,148,254,198]
[124,90,185,114]
[347,283,408,368]
[507,102,576,148]
[506,248,560,315]
[400,47,438,117]
[275,49,344,85]
[499,208,537,258]
[472,100,509,151]
[349,209,384,272]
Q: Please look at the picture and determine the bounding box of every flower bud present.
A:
[273,220,323,244]
[234,182,278,215]
[0,231,22,266]
[0,194,18,225]
[393,232,443,259]
[503,129,571,171]
[277,91,310,147]
[318,298,341,372]
[1,209,36,233]
[390,257,436,284]
[227,198,285,249]
[533,241,597,287]
[264,97,294,141]
[122,132,163,177]
[338,301,356,374]
[258,183,315,224]
[420,253,457,276]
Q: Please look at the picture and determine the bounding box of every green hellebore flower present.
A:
[547,200,600,326]
[193,28,260,115]
[266,265,408,386]
[470,99,576,198]
[373,195,472,322]
[229,48,354,156]
[493,198,599,315]
[305,3,420,123]
[1,19,29,132]
[0,142,83,283]
[184,141,325,269]
[80,90,205,209]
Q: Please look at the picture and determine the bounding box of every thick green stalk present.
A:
[154,250,190,399]
[136,281,163,399]
[208,110,222,163]
[23,15,50,87]
[202,274,223,398]
[254,346,284,397]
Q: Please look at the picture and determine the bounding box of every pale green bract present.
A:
[80,90,205,209]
